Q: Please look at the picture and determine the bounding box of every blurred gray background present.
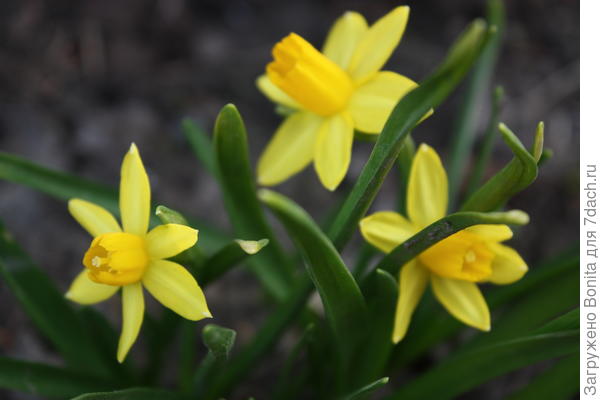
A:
[0,0,579,399]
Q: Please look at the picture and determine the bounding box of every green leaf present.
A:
[460,122,542,212]
[447,0,505,202]
[259,189,368,367]
[197,239,269,285]
[352,270,398,386]
[374,209,529,276]
[464,85,505,197]
[191,324,238,395]
[202,324,237,362]
[0,357,113,399]
[341,377,389,400]
[507,355,578,400]
[71,388,183,400]
[326,20,490,249]
[182,117,218,177]
[272,324,315,400]
[0,221,116,379]
[0,151,229,252]
[213,104,294,301]
[201,277,314,399]
[396,135,415,216]
[386,328,578,399]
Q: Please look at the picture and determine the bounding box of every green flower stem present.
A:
[464,86,505,197]
[447,0,505,206]
[327,20,490,250]
[396,135,415,216]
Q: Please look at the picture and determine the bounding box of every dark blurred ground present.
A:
[0,0,579,399]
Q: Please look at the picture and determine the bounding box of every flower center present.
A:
[267,33,354,116]
[83,232,148,286]
[418,231,494,282]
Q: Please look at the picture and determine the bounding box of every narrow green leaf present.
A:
[460,122,542,212]
[374,210,529,276]
[197,238,269,285]
[396,135,415,216]
[507,355,578,400]
[182,117,218,177]
[341,377,390,400]
[272,324,315,400]
[464,85,505,197]
[201,277,313,399]
[352,270,398,386]
[259,189,368,365]
[177,321,197,393]
[386,329,578,400]
[213,104,294,301]
[71,388,183,400]
[0,152,229,252]
[327,20,490,249]
[0,357,113,399]
[202,324,237,362]
[447,0,505,202]
[0,221,116,379]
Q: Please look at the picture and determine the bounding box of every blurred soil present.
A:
[0,0,579,399]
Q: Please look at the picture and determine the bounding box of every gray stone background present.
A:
[0,0,579,399]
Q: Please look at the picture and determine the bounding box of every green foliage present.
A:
[0,2,575,399]
[327,19,490,249]
[212,104,295,301]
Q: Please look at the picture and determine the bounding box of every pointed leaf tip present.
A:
[235,239,269,255]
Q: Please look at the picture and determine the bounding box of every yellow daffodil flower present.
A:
[65,144,211,362]
[360,144,528,342]
[257,6,419,191]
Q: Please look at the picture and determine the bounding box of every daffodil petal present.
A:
[145,224,198,260]
[257,112,322,186]
[431,275,490,331]
[348,6,410,81]
[465,224,513,242]
[349,71,418,134]
[322,11,368,70]
[486,242,528,284]
[143,259,211,321]
[359,211,416,253]
[117,282,144,363]
[407,144,448,228]
[256,75,300,109]
[393,260,428,343]
[65,269,119,305]
[68,199,121,237]
[120,143,150,236]
[314,112,354,191]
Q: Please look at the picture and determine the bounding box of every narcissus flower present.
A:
[66,144,211,362]
[257,6,419,190]
[360,144,528,342]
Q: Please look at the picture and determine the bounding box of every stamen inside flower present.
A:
[267,33,354,116]
[418,231,494,282]
[83,232,148,286]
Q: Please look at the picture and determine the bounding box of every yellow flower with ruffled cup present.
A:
[360,144,528,342]
[65,144,211,362]
[257,6,419,191]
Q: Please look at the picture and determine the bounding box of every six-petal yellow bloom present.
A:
[65,144,211,362]
[360,144,528,342]
[257,6,419,190]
